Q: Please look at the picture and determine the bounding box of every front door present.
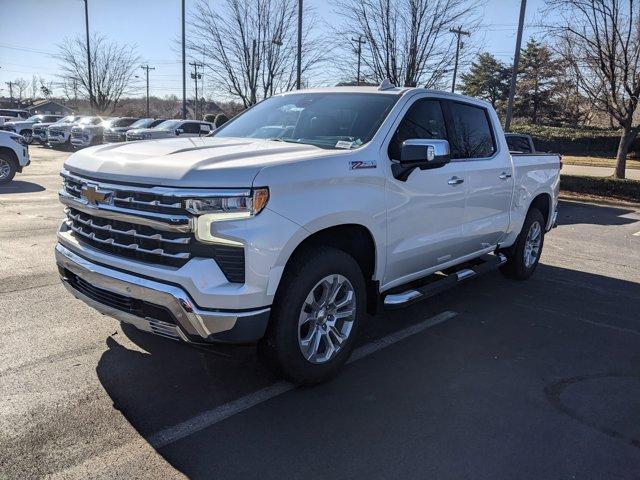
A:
[383,97,471,288]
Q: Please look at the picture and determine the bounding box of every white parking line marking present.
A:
[148,310,458,449]
[633,231,640,236]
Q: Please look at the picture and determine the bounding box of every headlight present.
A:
[189,188,269,244]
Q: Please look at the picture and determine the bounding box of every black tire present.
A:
[261,247,366,385]
[500,208,545,280]
[19,129,33,145]
[0,154,17,185]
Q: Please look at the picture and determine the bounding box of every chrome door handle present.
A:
[448,176,464,185]
[498,171,512,180]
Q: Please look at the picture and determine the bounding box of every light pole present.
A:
[140,65,155,117]
[189,62,203,119]
[296,0,303,89]
[449,26,470,93]
[182,0,187,119]
[83,0,94,112]
[505,0,527,131]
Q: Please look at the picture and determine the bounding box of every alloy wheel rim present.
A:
[298,274,356,364]
[524,220,542,268]
[23,132,32,143]
[0,159,10,180]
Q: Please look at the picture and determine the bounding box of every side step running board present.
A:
[383,253,507,309]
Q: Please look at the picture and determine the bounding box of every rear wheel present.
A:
[500,208,545,280]
[261,247,366,385]
[0,154,17,185]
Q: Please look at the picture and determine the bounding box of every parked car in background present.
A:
[125,119,213,141]
[34,115,81,145]
[0,130,29,184]
[56,86,560,384]
[70,116,108,149]
[111,118,168,143]
[48,116,89,149]
[0,114,64,144]
[102,117,149,143]
[0,109,29,127]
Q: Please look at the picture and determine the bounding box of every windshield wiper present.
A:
[266,137,300,144]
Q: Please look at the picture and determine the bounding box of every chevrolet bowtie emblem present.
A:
[81,185,112,206]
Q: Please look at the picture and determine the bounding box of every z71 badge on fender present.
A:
[350,160,377,170]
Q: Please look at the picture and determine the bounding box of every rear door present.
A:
[445,100,513,251]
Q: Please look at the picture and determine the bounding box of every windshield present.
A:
[213,92,399,149]
[129,118,154,129]
[56,116,77,124]
[110,117,138,127]
[155,120,181,131]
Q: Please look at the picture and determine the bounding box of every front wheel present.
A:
[500,208,545,280]
[262,247,366,385]
[0,154,17,185]
[20,130,33,144]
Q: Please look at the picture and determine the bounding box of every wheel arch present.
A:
[273,223,380,314]
[0,146,19,166]
[528,192,552,228]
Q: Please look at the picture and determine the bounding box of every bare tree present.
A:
[55,34,140,114]
[331,0,482,88]
[546,0,640,179]
[188,0,325,107]
[12,78,28,102]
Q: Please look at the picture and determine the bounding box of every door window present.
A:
[448,102,495,159]
[388,99,448,160]
[180,122,201,134]
[506,135,532,153]
[199,124,212,134]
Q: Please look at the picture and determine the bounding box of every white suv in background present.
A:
[34,115,81,144]
[125,119,213,141]
[0,130,29,184]
[2,114,64,144]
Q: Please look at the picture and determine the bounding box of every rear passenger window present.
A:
[506,135,532,153]
[388,99,448,160]
[448,102,495,159]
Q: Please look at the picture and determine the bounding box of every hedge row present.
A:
[560,175,640,203]
[509,124,637,157]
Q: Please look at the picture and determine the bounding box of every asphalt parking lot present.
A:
[1,145,640,479]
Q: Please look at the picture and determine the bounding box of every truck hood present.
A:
[127,127,173,138]
[63,136,339,188]
[4,120,34,128]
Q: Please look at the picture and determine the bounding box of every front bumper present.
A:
[71,135,93,147]
[48,133,70,144]
[55,243,271,344]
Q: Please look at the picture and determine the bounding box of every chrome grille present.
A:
[59,170,246,281]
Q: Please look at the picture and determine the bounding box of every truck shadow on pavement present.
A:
[95,262,640,479]
[558,200,638,226]
[0,180,45,194]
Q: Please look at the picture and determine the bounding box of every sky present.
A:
[0,0,548,101]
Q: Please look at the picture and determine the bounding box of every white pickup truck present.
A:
[55,85,560,384]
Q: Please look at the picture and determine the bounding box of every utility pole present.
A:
[449,26,470,93]
[140,65,155,117]
[181,0,187,119]
[5,81,14,106]
[296,0,303,89]
[505,0,527,131]
[189,62,203,119]
[83,0,94,113]
[352,36,366,85]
